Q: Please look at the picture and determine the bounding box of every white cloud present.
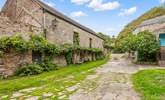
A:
[70,11,88,17]
[88,0,120,11]
[71,0,90,5]
[118,6,137,16]
[159,0,165,3]
[41,0,56,7]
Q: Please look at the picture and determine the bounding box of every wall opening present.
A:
[32,51,42,63]
[89,38,92,48]
[73,32,80,46]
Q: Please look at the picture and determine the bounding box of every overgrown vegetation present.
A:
[0,34,29,52]
[132,69,165,100]
[117,31,159,62]
[0,34,104,76]
[0,34,60,57]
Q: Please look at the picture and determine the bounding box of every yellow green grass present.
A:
[132,69,165,100]
[0,58,109,99]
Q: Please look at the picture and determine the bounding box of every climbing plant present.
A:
[0,34,104,65]
[73,32,80,46]
[0,34,29,52]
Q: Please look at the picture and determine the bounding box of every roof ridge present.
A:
[139,15,165,27]
[33,0,103,40]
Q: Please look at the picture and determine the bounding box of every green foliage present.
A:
[0,34,61,62]
[0,34,104,75]
[0,58,108,95]
[61,43,103,64]
[0,51,4,57]
[115,7,165,51]
[98,32,114,49]
[73,32,80,46]
[29,35,60,56]
[132,69,165,100]
[119,34,137,52]
[16,63,43,76]
[136,31,159,62]
[115,31,159,62]
[65,51,73,65]
[40,61,58,71]
[0,35,29,52]
[16,61,58,76]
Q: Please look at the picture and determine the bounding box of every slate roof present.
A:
[33,0,103,40]
[139,15,165,27]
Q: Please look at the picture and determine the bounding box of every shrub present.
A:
[136,31,159,62]
[40,61,58,71]
[16,63,43,76]
[16,61,58,76]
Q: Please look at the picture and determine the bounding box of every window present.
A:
[52,18,58,30]
[73,32,80,46]
[89,38,92,48]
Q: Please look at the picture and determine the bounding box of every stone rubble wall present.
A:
[0,50,32,76]
[134,22,165,38]
[0,0,105,76]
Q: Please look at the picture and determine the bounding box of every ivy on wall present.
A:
[73,32,80,46]
[0,34,60,61]
[0,34,104,65]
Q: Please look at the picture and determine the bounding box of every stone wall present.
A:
[2,0,104,50]
[44,12,104,50]
[0,0,105,76]
[134,23,165,38]
[53,55,67,66]
[0,50,32,76]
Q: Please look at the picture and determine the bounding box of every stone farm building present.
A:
[0,0,105,76]
[134,15,165,66]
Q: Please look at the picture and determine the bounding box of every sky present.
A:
[0,0,164,37]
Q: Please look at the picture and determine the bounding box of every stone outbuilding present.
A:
[0,0,105,76]
[134,15,165,66]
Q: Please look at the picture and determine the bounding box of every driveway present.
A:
[69,54,164,100]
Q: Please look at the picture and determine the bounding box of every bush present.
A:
[16,64,43,76]
[40,61,58,71]
[16,61,58,76]
[136,31,159,62]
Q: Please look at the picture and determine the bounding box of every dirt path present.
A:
[69,54,164,100]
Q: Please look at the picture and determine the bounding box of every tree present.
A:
[120,34,137,53]
[98,32,114,49]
